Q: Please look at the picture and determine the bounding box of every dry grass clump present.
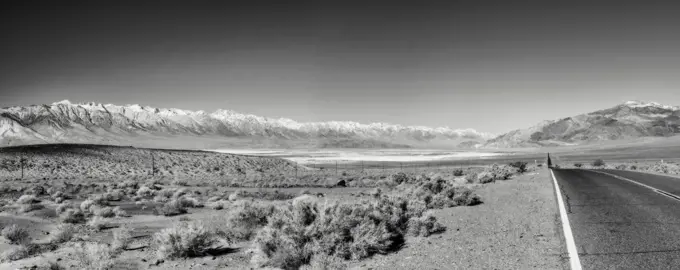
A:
[153,221,216,260]
[251,194,444,269]
[50,224,76,243]
[2,224,30,244]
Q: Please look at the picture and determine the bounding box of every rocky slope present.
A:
[0,100,493,149]
[485,101,680,148]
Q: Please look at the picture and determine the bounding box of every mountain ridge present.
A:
[0,100,494,149]
[484,100,680,148]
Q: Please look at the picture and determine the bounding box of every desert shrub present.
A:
[228,190,247,201]
[177,196,203,208]
[452,188,482,206]
[452,169,464,176]
[50,224,76,243]
[221,200,276,241]
[153,222,216,259]
[251,194,446,269]
[89,194,110,206]
[104,189,124,201]
[2,224,30,244]
[80,199,95,213]
[301,253,347,270]
[56,202,73,215]
[630,165,637,170]
[476,172,495,184]
[113,206,130,217]
[172,179,189,186]
[154,200,188,217]
[93,206,115,218]
[207,200,228,210]
[391,172,409,185]
[615,164,628,170]
[17,194,40,205]
[88,216,107,231]
[60,209,86,224]
[111,225,132,253]
[508,161,528,173]
[407,212,446,237]
[574,163,583,168]
[136,186,155,197]
[74,242,135,270]
[19,203,45,213]
[592,159,606,167]
[1,244,39,262]
[464,172,477,183]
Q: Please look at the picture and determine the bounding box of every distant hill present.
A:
[0,100,493,149]
[0,144,299,184]
[484,101,680,148]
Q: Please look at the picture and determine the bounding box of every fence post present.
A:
[20,154,24,180]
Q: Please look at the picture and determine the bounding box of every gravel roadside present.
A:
[349,168,568,270]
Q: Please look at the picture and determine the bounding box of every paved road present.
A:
[552,169,680,270]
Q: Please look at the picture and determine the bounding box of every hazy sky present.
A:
[2,1,680,134]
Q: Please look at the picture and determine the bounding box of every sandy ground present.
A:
[348,169,568,270]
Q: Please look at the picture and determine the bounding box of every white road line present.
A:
[590,170,680,202]
[550,169,583,270]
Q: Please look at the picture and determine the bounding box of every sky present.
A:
[2,1,680,134]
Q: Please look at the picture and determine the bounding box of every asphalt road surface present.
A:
[552,169,680,270]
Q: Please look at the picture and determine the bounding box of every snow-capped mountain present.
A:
[0,100,494,149]
[484,101,680,148]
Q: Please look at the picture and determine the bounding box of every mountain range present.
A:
[2,100,679,149]
[0,100,494,149]
[485,101,680,148]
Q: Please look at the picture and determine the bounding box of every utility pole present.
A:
[20,153,24,179]
[151,153,155,176]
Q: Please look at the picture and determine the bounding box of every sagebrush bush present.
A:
[452,169,465,176]
[93,206,115,218]
[592,159,606,167]
[50,224,76,244]
[17,194,40,205]
[113,206,130,217]
[154,200,188,216]
[19,203,45,213]
[154,222,216,259]
[407,212,446,237]
[111,225,132,253]
[574,163,583,168]
[88,216,107,231]
[251,194,446,269]
[222,200,276,240]
[1,244,39,262]
[75,242,132,270]
[2,224,30,244]
[508,161,528,173]
[60,209,86,224]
